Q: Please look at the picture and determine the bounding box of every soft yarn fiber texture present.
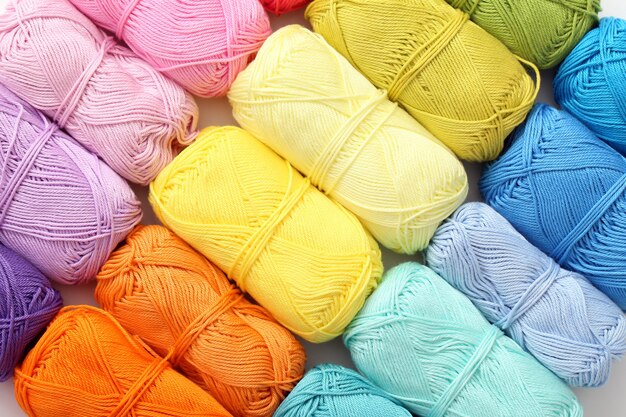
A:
[67,0,271,97]
[0,245,62,382]
[345,263,583,417]
[426,202,626,387]
[229,26,468,254]
[0,0,199,185]
[554,17,626,155]
[261,0,310,15]
[306,0,538,162]
[446,0,600,69]
[274,364,411,417]
[0,83,141,285]
[150,126,383,343]
[96,225,306,417]
[481,104,626,309]
[14,306,233,417]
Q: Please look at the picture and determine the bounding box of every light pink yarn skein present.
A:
[68,0,272,97]
[0,0,198,185]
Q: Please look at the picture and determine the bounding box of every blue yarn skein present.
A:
[274,364,411,417]
[554,18,626,154]
[344,263,582,417]
[481,104,626,309]
[426,202,626,387]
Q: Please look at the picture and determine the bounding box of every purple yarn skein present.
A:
[0,244,62,381]
[0,84,142,284]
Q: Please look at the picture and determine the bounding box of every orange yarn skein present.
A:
[14,306,232,417]
[95,225,306,417]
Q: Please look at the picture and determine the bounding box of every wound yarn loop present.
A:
[306,0,539,161]
[445,0,600,69]
[96,225,305,417]
[0,84,141,285]
[551,174,626,264]
[0,0,198,185]
[555,18,626,154]
[274,364,412,417]
[261,0,310,15]
[428,326,501,417]
[344,263,583,417]
[427,202,626,387]
[229,171,311,290]
[15,306,232,417]
[0,245,62,381]
[68,0,271,97]
[494,262,559,331]
[481,104,626,309]
[229,26,468,254]
[53,36,114,129]
[150,126,382,343]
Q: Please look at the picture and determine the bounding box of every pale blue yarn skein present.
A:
[344,263,582,417]
[426,202,626,387]
[554,18,626,154]
[481,104,626,309]
[274,364,411,417]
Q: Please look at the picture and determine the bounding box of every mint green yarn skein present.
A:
[344,263,582,417]
[446,0,600,69]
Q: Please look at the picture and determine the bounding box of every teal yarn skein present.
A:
[426,202,626,387]
[344,263,583,417]
[274,364,411,417]
[481,104,626,309]
[554,18,626,154]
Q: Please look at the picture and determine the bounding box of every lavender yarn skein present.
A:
[426,202,626,387]
[0,84,142,284]
[0,244,62,381]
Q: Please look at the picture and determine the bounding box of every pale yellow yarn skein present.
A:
[149,126,383,343]
[229,26,469,254]
[306,0,540,161]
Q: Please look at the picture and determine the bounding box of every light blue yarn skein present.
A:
[344,263,582,417]
[554,18,626,154]
[273,364,411,417]
[481,104,626,309]
[426,202,626,387]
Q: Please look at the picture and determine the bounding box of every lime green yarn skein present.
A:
[345,263,583,417]
[446,0,600,69]
[306,0,539,162]
[229,26,468,254]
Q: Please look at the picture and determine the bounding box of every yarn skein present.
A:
[0,0,199,185]
[554,18,626,155]
[96,225,306,417]
[481,104,626,309]
[261,0,310,15]
[14,306,233,417]
[274,364,412,417]
[150,126,383,343]
[67,0,271,97]
[0,83,141,285]
[446,0,600,69]
[0,245,62,382]
[345,263,583,417]
[229,26,468,254]
[426,202,626,387]
[306,0,539,162]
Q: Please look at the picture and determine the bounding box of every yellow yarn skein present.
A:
[229,26,468,255]
[306,0,540,162]
[149,126,383,343]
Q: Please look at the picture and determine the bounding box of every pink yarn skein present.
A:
[0,0,198,185]
[0,83,142,285]
[261,0,310,15]
[68,0,272,97]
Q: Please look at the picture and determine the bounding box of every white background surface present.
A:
[1,0,626,415]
